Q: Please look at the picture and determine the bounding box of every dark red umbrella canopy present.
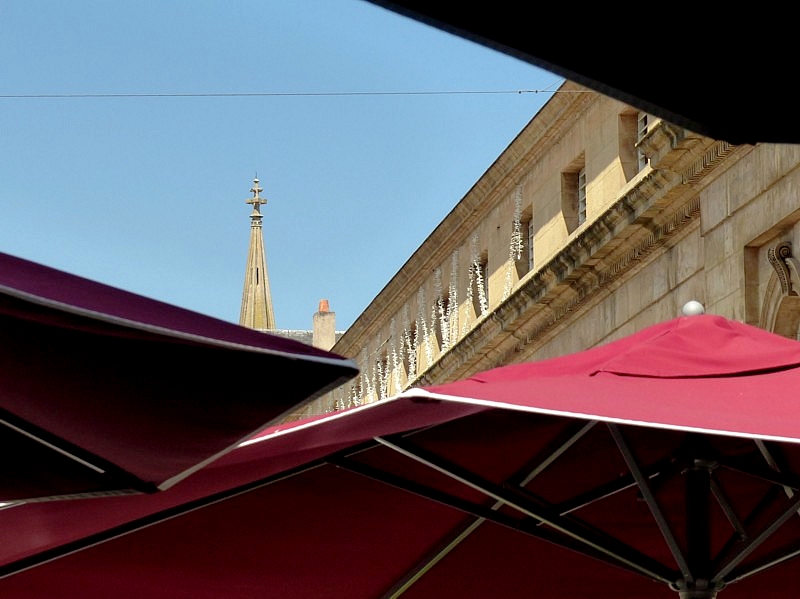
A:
[0,251,358,503]
[4,314,800,598]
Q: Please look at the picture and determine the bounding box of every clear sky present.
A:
[1,0,563,332]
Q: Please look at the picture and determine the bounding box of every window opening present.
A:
[637,112,650,171]
[472,252,489,317]
[515,209,534,278]
[561,155,586,234]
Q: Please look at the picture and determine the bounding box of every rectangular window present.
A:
[637,112,649,171]
[561,154,586,234]
[515,211,534,278]
[472,252,489,317]
[479,258,488,310]
[376,354,389,401]
[402,322,417,382]
[434,292,451,352]
[526,216,535,271]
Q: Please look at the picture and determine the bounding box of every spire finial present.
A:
[239,176,276,330]
[246,176,267,215]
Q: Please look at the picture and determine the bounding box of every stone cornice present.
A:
[334,81,599,357]
[416,194,702,384]
[414,121,738,385]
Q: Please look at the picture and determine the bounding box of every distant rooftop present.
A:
[258,329,345,347]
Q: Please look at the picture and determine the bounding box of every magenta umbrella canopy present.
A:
[4,314,800,598]
[0,251,358,503]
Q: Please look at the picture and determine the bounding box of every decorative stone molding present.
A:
[682,141,734,184]
[639,121,706,173]
[761,241,800,339]
[768,241,797,296]
[418,196,702,385]
[407,122,722,388]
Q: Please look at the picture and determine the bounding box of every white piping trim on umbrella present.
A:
[407,388,800,446]
[160,372,363,489]
[238,395,405,447]
[241,384,800,450]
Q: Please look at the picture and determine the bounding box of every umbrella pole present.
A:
[675,456,720,599]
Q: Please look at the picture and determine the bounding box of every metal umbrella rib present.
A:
[357,434,677,583]
[608,423,692,580]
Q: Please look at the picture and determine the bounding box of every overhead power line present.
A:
[0,88,569,100]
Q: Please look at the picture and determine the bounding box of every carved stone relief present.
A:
[761,241,800,338]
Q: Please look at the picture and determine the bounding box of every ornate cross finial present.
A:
[246,177,267,214]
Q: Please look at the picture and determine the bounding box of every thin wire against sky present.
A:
[0,88,571,100]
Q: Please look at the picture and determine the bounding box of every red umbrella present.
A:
[0,251,358,503]
[3,313,800,598]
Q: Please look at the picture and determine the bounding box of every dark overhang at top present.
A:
[365,1,797,146]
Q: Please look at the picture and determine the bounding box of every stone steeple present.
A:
[239,177,276,330]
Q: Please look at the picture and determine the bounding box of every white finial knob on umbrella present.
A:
[681,300,705,316]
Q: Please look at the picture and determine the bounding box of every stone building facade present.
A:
[289,79,800,419]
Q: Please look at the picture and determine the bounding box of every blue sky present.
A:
[1,0,562,332]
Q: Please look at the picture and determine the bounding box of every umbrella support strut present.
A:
[611,426,725,598]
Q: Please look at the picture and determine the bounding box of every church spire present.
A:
[239,176,276,331]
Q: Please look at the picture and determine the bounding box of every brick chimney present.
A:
[312,299,336,350]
